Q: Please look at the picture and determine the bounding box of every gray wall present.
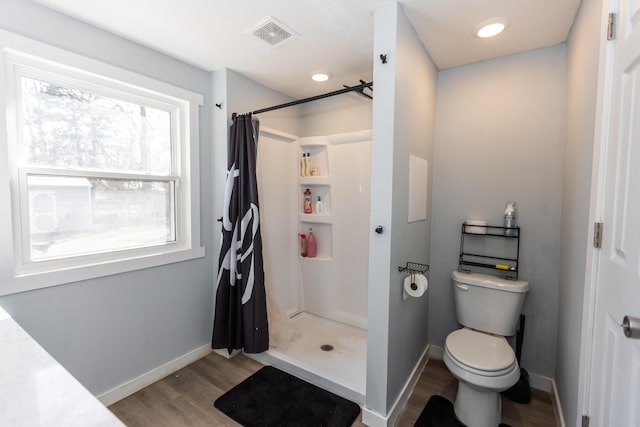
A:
[0,0,214,396]
[299,93,372,136]
[226,69,300,135]
[367,3,436,416]
[556,0,604,424]
[429,45,567,377]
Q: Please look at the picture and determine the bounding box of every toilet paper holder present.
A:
[398,262,429,287]
[400,262,429,300]
[398,261,429,275]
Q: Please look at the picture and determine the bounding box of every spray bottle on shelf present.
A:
[299,233,308,257]
[503,201,517,236]
[307,228,317,258]
[303,188,312,214]
[315,196,323,214]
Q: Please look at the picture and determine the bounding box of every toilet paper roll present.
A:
[403,274,428,300]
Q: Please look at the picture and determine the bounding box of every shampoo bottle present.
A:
[307,228,317,258]
[303,188,312,214]
[300,153,307,177]
[305,152,312,176]
[315,196,323,214]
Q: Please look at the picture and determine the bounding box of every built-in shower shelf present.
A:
[299,256,334,261]
[299,214,333,223]
[300,221,332,258]
[299,139,332,258]
[299,141,330,178]
[300,176,331,185]
[299,141,328,148]
[299,136,328,148]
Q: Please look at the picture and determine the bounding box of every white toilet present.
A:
[443,270,529,427]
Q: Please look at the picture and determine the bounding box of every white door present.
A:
[589,0,640,425]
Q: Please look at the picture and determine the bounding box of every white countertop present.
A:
[0,306,124,426]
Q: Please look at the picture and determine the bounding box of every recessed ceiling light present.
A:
[476,20,509,38]
[311,72,332,82]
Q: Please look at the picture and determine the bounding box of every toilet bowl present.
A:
[444,328,520,427]
[445,271,529,427]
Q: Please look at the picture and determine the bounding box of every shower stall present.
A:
[250,126,371,404]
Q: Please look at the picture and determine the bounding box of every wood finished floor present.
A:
[109,353,557,427]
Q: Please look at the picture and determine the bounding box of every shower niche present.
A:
[299,222,332,259]
[299,139,333,259]
[298,185,332,217]
[299,138,330,177]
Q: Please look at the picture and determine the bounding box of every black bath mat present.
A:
[214,366,360,427]
[414,395,465,427]
[414,395,511,427]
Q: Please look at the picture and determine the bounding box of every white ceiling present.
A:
[33,0,582,99]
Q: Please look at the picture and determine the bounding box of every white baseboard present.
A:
[527,372,553,392]
[361,404,386,426]
[362,344,430,427]
[428,344,443,360]
[97,344,212,406]
[551,378,566,427]
[213,348,241,359]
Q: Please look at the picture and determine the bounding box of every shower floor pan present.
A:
[246,311,367,405]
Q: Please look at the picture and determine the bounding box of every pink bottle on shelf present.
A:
[299,233,308,257]
[307,228,317,258]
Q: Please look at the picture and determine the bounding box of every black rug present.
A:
[414,395,465,427]
[214,366,360,427]
[414,395,511,427]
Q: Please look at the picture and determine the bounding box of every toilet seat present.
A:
[445,328,516,377]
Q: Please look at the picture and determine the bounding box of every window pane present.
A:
[28,175,175,261]
[21,77,172,174]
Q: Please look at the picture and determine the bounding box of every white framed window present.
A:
[0,30,204,294]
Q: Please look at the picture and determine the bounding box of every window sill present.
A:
[0,246,206,297]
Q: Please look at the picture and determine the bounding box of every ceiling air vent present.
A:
[250,17,298,48]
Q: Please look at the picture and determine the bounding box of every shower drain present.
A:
[320,344,334,351]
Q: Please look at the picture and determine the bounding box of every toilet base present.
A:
[453,381,502,427]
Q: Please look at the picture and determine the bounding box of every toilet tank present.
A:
[451,270,529,336]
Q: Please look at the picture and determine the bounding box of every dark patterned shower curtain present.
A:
[212,113,269,354]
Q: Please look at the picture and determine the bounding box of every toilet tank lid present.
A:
[451,271,529,293]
